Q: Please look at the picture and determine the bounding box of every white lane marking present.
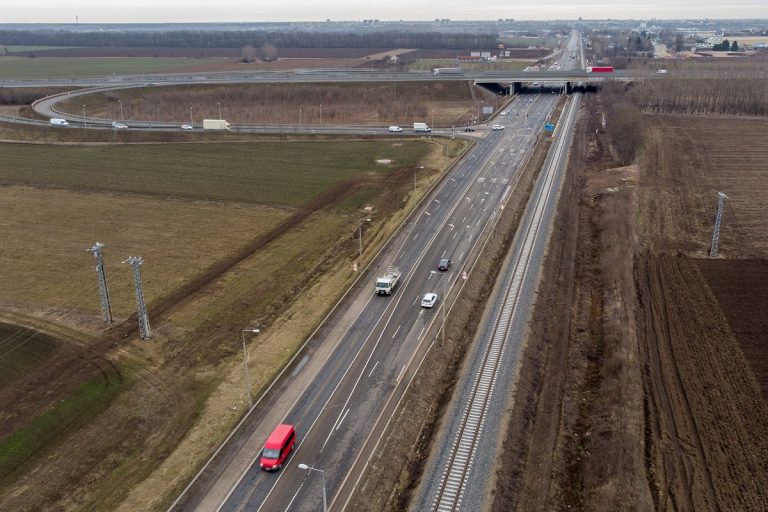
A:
[335,408,350,431]
[413,233,419,240]
[434,199,440,203]
[392,324,401,339]
[459,252,464,261]
[452,232,457,239]
[368,360,379,378]
[397,365,407,382]
[425,211,431,216]
[419,327,426,339]
[441,250,446,257]
[448,223,454,230]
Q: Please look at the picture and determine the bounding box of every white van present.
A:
[388,126,403,133]
[50,118,70,127]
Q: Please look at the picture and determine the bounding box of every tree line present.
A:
[0,29,497,49]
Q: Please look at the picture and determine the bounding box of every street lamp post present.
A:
[241,328,260,407]
[82,104,86,128]
[319,104,323,125]
[430,270,447,345]
[118,99,124,122]
[217,101,222,120]
[298,464,326,512]
[299,108,302,133]
[189,107,193,126]
[358,218,371,260]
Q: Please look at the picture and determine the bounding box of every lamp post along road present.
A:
[431,270,447,345]
[217,101,222,120]
[241,328,260,407]
[298,464,326,512]
[118,99,124,121]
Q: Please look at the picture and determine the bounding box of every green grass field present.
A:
[499,36,558,48]
[0,373,125,488]
[3,46,79,52]
[0,324,59,388]
[0,57,221,78]
[0,140,431,207]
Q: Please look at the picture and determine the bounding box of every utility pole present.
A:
[124,256,151,340]
[709,192,728,257]
[87,242,113,324]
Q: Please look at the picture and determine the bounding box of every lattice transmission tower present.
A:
[124,256,151,340]
[709,192,728,257]
[87,242,113,324]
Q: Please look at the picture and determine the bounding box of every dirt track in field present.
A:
[489,94,768,511]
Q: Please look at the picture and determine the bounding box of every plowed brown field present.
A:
[491,95,768,511]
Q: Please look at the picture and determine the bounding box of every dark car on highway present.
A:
[438,258,451,271]
[464,126,475,132]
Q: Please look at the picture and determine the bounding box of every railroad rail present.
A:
[430,93,580,511]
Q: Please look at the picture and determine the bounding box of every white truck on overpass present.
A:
[203,119,231,130]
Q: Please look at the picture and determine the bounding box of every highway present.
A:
[414,33,583,512]
[169,73,563,512]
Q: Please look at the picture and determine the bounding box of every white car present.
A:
[181,124,193,130]
[500,111,508,116]
[491,124,505,131]
[112,122,128,129]
[388,126,403,133]
[421,293,438,308]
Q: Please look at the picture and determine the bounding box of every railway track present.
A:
[430,94,580,512]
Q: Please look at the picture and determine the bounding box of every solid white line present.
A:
[397,365,407,382]
[336,408,350,431]
[367,361,379,378]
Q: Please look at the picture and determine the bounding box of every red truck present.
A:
[586,66,614,73]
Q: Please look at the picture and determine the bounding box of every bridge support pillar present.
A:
[512,82,522,94]
[565,81,572,94]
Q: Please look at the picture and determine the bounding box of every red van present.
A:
[260,424,296,471]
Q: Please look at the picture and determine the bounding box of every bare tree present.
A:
[261,42,278,62]
[241,44,256,63]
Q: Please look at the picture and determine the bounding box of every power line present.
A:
[88,242,113,324]
[124,256,151,340]
[709,191,728,257]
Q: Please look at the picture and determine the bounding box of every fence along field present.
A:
[0,136,449,511]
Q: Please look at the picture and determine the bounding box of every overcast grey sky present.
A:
[5,1,768,23]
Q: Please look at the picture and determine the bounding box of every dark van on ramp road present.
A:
[260,424,296,471]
